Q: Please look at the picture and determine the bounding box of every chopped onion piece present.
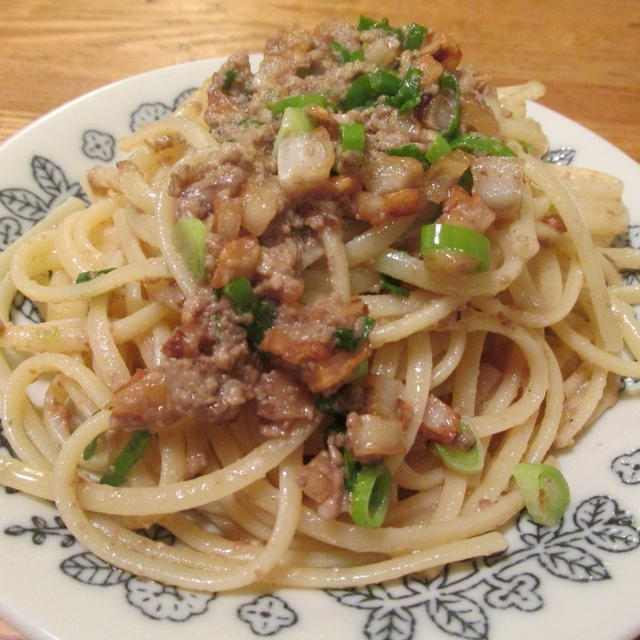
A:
[242,175,283,236]
[363,154,424,193]
[277,127,335,194]
[346,412,405,459]
[431,422,483,473]
[273,106,314,152]
[471,156,525,223]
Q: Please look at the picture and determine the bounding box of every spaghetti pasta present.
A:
[1,17,639,594]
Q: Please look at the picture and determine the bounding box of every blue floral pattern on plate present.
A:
[82,129,116,162]
[0,156,86,241]
[327,496,639,640]
[3,492,638,636]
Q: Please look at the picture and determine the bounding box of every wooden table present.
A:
[1,0,639,163]
[0,1,639,638]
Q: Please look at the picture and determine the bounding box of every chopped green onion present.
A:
[278,106,314,136]
[325,419,347,440]
[512,462,570,527]
[220,277,277,349]
[239,118,265,127]
[340,122,366,152]
[343,448,358,491]
[386,67,423,114]
[342,67,423,113]
[82,436,98,461]
[316,392,343,417]
[75,268,115,284]
[424,133,452,164]
[334,317,375,352]
[350,357,369,382]
[99,430,151,487]
[368,69,403,92]
[458,166,474,193]
[341,69,402,111]
[380,273,410,296]
[357,15,428,51]
[329,40,349,64]
[420,223,491,272]
[361,317,375,339]
[269,93,328,115]
[222,69,236,91]
[334,328,359,351]
[431,422,483,473]
[221,276,255,314]
[357,15,403,41]
[323,418,348,448]
[357,14,378,30]
[319,393,348,444]
[368,72,401,94]
[274,106,314,150]
[384,143,429,169]
[449,132,517,157]
[329,40,364,65]
[438,72,462,139]
[246,299,277,349]
[173,217,208,281]
[403,23,428,50]
[349,461,392,528]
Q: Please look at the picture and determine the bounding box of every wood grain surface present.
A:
[1,0,639,162]
[0,1,639,638]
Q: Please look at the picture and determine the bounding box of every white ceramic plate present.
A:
[1,59,640,640]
